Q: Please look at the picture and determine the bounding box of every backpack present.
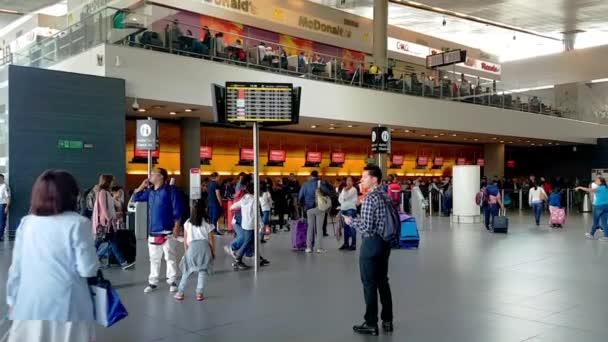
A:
[316,180,332,212]
[475,189,487,206]
[487,184,499,196]
[379,192,400,245]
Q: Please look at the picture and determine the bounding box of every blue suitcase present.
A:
[400,218,420,248]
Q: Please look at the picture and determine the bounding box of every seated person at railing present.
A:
[257,42,268,64]
[202,26,212,52]
[233,39,246,62]
[215,32,227,57]
[280,50,288,69]
[169,19,183,47]
[184,29,208,55]
[298,51,307,72]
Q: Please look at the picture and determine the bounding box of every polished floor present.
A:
[1,210,608,342]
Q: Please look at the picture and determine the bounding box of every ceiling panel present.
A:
[308,0,608,61]
[0,0,60,14]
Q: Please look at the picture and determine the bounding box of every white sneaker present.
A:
[600,237,608,242]
[586,233,595,240]
[169,283,178,293]
[305,248,312,253]
[224,245,235,259]
[316,249,327,254]
[144,284,158,293]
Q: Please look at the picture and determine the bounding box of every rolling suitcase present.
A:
[550,207,566,226]
[493,209,509,233]
[292,220,307,250]
[399,217,420,248]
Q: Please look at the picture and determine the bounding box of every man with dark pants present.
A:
[345,166,393,336]
[207,172,224,235]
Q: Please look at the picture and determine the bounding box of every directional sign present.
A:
[136,120,157,150]
[371,127,391,154]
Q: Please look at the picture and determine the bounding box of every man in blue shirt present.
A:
[207,172,224,235]
[298,170,331,253]
[132,168,183,293]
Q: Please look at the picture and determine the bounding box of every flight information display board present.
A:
[225,82,294,123]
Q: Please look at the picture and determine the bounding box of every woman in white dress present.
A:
[6,170,99,342]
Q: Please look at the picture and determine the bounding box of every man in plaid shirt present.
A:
[344,165,394,336]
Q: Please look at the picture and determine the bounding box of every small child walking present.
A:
[175,198,215,302]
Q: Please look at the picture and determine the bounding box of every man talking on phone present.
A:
[132,168,183,293]
[344,165,394,336]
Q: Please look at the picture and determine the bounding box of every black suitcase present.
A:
[115,229,137,263]
[493,210,508,233]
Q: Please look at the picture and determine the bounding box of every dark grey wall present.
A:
[8,65,125,235]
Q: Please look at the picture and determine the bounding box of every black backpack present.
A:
[379,192,400,247]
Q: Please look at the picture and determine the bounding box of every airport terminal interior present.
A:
[2,0,608,341]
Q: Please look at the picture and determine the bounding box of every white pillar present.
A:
[452,165,481,224]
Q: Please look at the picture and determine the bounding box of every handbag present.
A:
[90,271,128,327]
[316,181,332,212]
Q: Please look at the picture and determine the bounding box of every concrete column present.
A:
[180,117,201,195]
[563,32,577,51]
[484,143,505,179]
[373,0,388,65]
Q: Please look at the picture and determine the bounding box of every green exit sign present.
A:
[58,139,84,150]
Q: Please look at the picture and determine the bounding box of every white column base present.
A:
[452,215,481,224]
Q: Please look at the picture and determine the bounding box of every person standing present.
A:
[484,182,503,230]
[344,166,393,336]
[0,174,10,241]
[286,173,301,220]
[298,171,331,254]
[339,176,358,251]
[6,170,99,341]
[528,182,547,227]
[577,177,608,240]
[207,172,224,235]
[132,168,183,293]
[271,177,288,232]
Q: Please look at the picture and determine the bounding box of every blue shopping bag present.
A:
[90,272,128,327]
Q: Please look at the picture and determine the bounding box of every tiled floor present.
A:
[2,211,608,341]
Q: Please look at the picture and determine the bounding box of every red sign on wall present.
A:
[433,157,444,167]
[331,152,345,163]
[240,148,254,161]
[135,149,160,158]
[457,157,466,165]
[417,156,428,166]
[306,152,322,163]
[477,158,485,166]
[269,150,286,162]
[391,155,404,165]
[507,160,516,168]
[200,146,213,159]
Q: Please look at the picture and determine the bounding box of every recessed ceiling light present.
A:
[347,125,354,128]
[310,125,318,128]
[555,143,560,146]
[433,135,439,138]
[526,140,531,143]
[391,128,395,132]
[500,140,505,143]
[508,141,513,144]
[184,108,193,112]
[451,134,457,137]
[492,137,497,140]
[531,143,536,146]
[421,134,427,137]
[330,123,336,126]
[464,138,468,140]
[169,111,177,115]
[440,133,445,136]
[329,127,336,130]
[138,108,146,112]
[474,138,479,141]
[404,129,411,133]
[548,142,553,145]
[539,144,543,146]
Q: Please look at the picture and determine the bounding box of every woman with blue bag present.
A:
[6,170,100,341]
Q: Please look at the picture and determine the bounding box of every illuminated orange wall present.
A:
[125,121,483,189]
